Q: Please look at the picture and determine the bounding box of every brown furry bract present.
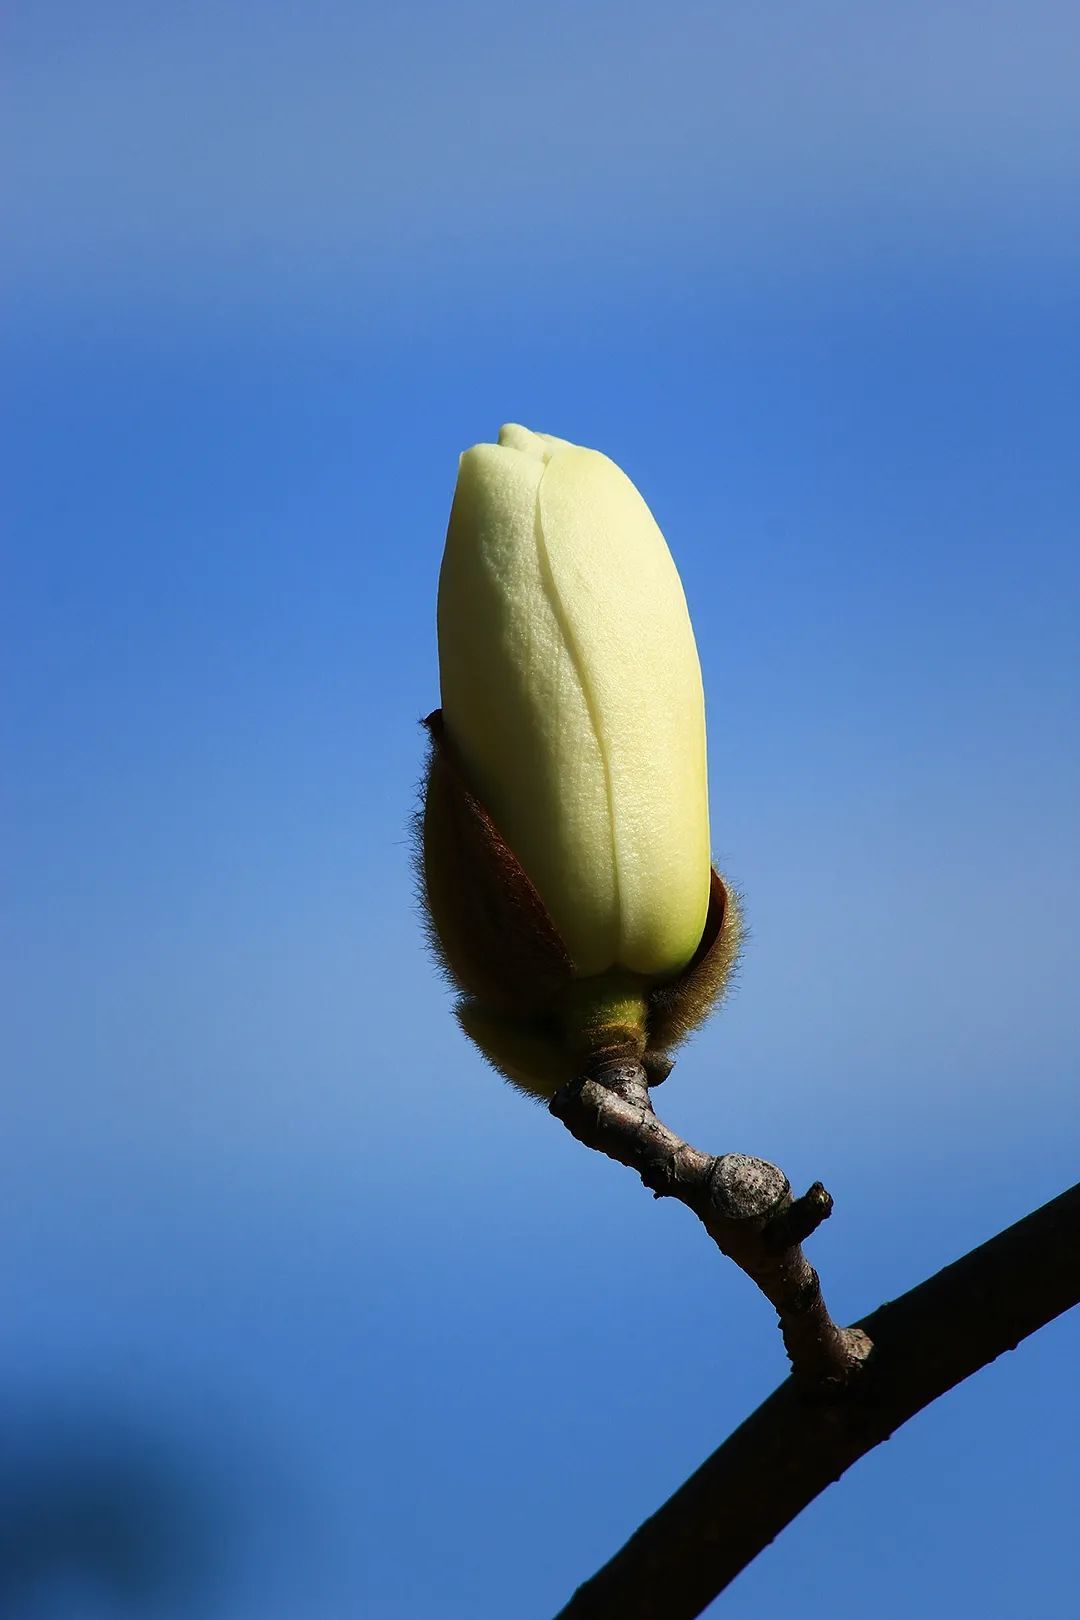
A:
[419,711,741,1100]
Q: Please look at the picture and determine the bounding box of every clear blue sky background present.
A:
[5,3,1079,1616]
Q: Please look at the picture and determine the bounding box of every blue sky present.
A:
[5,3,1079,1616]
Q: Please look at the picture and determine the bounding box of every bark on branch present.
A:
[550,1059,871,1389]
[553,1177,1080,1620]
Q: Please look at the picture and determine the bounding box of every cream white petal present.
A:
[536,446,710,975]
[438,440,619,975]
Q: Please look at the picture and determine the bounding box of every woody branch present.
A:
[550,1057,872,1390]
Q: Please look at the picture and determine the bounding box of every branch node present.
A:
[705,1153,790,1222]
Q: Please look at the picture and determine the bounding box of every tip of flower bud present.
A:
[494,423,576,464]
[497,423,554,461]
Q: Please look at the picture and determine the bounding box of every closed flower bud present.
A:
[422,425,740,1098]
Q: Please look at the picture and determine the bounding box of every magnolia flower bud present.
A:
[422,425,739,1098]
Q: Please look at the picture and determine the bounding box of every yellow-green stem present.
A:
[556,971,649,1067]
